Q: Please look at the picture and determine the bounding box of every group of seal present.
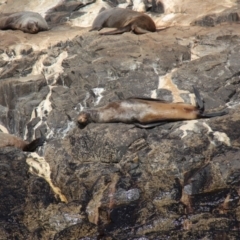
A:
[0,7,156,35]
[77,87,227,129]
[0,11,49,34]
[90,7,156,35]
[0,132,45,152]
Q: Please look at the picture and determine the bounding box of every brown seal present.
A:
[90,8,156,35]
[0,132,45,152]
[0,11,49,34]
[77,87,227,129]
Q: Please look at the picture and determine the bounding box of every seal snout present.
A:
[77,112,90,129]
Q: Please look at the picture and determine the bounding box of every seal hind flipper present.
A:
[23,136,46,152]
[200,110,228,118]
[192,86,204,111]
[192,86,227,118]
[134,122,167,129]
[100,25,131,35]
[128,97,168,103]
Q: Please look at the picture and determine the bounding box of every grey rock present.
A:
[0,2,240,239]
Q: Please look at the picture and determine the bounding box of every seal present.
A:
[0,132,45,152]
[0,11,49,34]
[77,87,227,129]
[90,7,156,35]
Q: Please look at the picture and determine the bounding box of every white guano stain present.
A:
[132,0,146,12]
[24,51,69,139]
[202,122,231,146]
[158,71,188,102]
[151,69,194,104]
[179,120,198,138]
[179,121,231,146]
[74,92,90,112]
[22,0,62,17]
[226,101,240,108]
[26,152,68,203]
[31,51,68,79]
[0,124,9,133]
[57,120,75,139]
[92,87,104,106]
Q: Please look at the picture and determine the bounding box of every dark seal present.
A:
[0,11,49,34]
[0,132,45,152]
[90,7,156,35]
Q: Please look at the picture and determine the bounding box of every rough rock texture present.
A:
[0,0,240,239]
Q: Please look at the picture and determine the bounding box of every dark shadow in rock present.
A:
[183,163,212,196]
[53,222,98,239]
[0,148,56,238]
[226,170,240,186]
[104,203,139,232]
[191,188,230,213]
[148,0,165,13]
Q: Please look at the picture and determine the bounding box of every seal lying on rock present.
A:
[77,87,227,129]
[0,11,49,34]
[90,8,156,35]
[0,132,45,152]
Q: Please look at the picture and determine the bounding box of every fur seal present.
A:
[77,87,227,129]
[90,8,156,35]
[0,11,49,34]
[0,132,45,152]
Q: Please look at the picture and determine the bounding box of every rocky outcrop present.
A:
[0,0,240,239]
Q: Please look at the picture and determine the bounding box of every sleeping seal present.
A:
[90,8,156,35]
[0,11,49,34]
[0,132,45,152]
[77,87,227,129]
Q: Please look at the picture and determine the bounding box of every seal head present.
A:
[77,111,92,129]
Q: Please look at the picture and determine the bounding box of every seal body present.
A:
[90,8,156,35]
[77,88,227,129]
[0,132,45,152]
[0,11,49,34]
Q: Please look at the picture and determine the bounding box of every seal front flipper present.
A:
[23,136,46,152]
[89,26,102,32]
[192,86,204,111]
[134,122,167,129]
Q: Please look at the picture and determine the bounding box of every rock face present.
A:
[0,0,240,239]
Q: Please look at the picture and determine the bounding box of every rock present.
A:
[192,7,240,27]
[0,1,240,239]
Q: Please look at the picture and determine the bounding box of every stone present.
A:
[0,0,240,239]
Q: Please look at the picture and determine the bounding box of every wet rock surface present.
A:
[0,0,240,239]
